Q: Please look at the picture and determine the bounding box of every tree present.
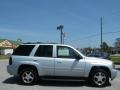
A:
[84,47,93,55]
[17,38,22,44]
[115,38,120,48]
[102,42,110,53]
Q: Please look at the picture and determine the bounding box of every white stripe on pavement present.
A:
[0,59,8,61]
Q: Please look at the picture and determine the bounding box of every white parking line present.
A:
[0,60,8,61]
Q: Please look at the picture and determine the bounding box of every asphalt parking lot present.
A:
[0,60,120,90]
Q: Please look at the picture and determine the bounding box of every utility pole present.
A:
[57,25,64,44]
[100,17,103,52]
[62,32,66,44]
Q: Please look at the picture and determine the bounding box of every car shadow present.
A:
[3,76,111,87]
[38,80,87,87]
[2,76,20,84]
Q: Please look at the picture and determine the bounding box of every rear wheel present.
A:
[89,69,109,87]
[20,68,38,85]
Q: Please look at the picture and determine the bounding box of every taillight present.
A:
[9,57,12,65]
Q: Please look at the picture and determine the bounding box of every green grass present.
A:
[110,56,120,64]
[0,55,9,59]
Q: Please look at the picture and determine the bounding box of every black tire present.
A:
[20,68,38,85]
[89,69,109,87]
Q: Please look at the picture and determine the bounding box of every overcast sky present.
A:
[0,0,120,48]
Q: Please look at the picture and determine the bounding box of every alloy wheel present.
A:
[93,72,107,86]
[22,71,34,84]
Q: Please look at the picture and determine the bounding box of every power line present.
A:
[103,30,120,35]
[67,30,120,43]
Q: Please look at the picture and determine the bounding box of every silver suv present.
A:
[7,43,117,87]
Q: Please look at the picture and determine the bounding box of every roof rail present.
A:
[23,42,59,44]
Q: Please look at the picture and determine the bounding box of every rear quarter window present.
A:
[13,45,35,56]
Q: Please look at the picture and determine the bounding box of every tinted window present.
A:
[13,45,35,56]
[35,45,53,57]
[57,46,78,58]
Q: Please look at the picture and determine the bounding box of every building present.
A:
[0,39,21,55]
[111,48,120,54]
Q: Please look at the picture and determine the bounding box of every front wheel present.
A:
[20,68,38,85]
[89,69,109,87]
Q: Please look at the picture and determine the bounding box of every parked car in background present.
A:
[87,52,110,60]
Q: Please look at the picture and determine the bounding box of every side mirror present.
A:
[75,55,82,60]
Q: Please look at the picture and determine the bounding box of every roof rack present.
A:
[23,42,59,44]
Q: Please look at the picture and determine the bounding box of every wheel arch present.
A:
[89,66,111,78]
[18,64,39,75]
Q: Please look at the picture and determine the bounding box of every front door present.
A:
[55,46,85,77]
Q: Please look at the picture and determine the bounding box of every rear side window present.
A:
[35,45,53,57]
[13,45,35,56]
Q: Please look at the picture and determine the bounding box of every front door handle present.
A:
[33,60,38,62]
[57,61,62,63]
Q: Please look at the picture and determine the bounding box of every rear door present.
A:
[33,45,54,76]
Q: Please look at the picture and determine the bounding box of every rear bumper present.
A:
[7,65,18,75]
[111,69,117,80]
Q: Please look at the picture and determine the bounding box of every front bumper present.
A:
[111,69,117,80]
